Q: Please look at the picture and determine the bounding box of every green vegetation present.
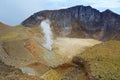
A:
[42,69,62,80]
[77,40,120,80]
[0,25,29,42]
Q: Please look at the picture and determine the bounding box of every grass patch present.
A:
[77,40,120,80]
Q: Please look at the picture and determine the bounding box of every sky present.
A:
[0,0,120,26]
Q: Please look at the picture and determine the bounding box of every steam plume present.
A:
[40,19,53,50]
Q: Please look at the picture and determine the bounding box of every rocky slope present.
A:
[0,60,42,80]
[22,5,120,41]
[0,19,120,80]
[0,23,102,80]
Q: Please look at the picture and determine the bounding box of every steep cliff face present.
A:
[22,5,120,41]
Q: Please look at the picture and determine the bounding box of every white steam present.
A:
[40,19,53,50]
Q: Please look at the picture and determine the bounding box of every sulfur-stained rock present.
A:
[52,37,101,63]
[1,40,36,67]
[26,62,50,77]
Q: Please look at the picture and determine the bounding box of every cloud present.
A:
[85,0,120,8]
[46,0,120,9]
[50,0,66,2]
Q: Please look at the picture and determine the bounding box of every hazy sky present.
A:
[0,0,120,26]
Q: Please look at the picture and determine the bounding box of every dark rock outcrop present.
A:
[22,5,120,41]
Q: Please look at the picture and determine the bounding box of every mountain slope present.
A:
[0,22,10,28]
[0,60,42,80]
[0,23,102,79]
[73,40,120,80]
[22,5,120,41]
